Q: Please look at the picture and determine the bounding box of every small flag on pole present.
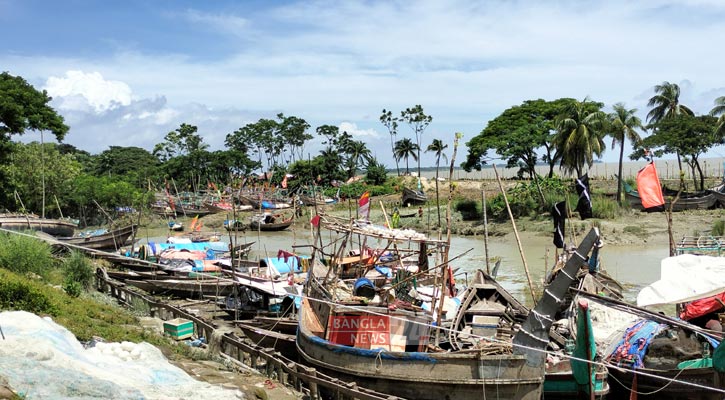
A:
[310,214,320,227]
[575,174,593,220]
[552,201,566,249]
[358,191,370,220]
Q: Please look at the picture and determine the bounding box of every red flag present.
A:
[310,214,320,227]
[358,191,370,220]
[636,162,665,211]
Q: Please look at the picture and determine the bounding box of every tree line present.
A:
[463,82,725,204]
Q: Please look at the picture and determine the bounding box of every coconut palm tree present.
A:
[646,81,694,124]
[710,96,725,135]
[394,138,419,175]
[647,81,694,173]
[553,97,607,177]
[345,140,372,179]
[607,103,643,205]
[426,139,448,227]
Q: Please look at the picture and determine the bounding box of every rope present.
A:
[4,227,725,395]
[607,365,687,395]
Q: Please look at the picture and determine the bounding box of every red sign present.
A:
[328,315,390,349]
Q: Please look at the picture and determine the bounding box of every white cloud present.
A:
[44,71,133,113]
[339,122,379,138]
[5,0,725,165]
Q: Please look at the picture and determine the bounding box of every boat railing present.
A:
[676,235,725,256]
[95,271,404,400]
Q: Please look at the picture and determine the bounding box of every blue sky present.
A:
[2,0,725,168]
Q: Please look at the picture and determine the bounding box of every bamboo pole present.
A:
[482,188,490,274]
[492,164,537,305]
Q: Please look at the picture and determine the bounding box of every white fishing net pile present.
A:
[0,311,243,399]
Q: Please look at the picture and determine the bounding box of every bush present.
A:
[0,273,58,315]
[713,220,725,236]
[455,199,481,221]
[62,250,94,291]
[0,232,55,277]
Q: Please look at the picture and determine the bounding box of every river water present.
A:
[148,226,667,306]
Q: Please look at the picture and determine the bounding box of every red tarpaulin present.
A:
[636,162,665,211]
[680,292,725,321]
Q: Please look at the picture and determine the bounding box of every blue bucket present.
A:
[353,278,376,299]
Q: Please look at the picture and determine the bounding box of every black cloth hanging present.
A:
[575,174,593,219]
[552,201,566,249]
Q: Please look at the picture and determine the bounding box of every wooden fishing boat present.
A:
[626,188,717,211]
[401,187,427,206]
[223,219,247,231]
[239,194,292,210]
[576,291,725,400]
[236,321,298,360]
[709,182,725,208]
[296,215,603,399]
[126,277,235,297]
[249,213,293,231]
[0,213,77,237]
[55,224,137,251]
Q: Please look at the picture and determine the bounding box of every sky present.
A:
[2,0,725,169]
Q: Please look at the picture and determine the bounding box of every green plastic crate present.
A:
[163,318,194,340]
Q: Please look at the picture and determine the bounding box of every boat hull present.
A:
[55,225,137,250]
[296,325,543,400]
[0,215,76,237]
[607,365,724,400]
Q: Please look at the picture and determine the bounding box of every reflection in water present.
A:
[147,227,669,306]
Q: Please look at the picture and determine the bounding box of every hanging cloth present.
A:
[636,162,665,212]
[552,201,566,249]
[575,174,593,219]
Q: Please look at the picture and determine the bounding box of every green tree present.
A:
[646,81,693,125]
[607,103,643,205]
[394,138,419,175]
[380,109,401,176]
[5,142,82,216]
[400,105,432,178]
[0,72,69,140]
[641,115,721,191]
[553,98,606,177]
[710,95,725,135]
[153,123,208,162]
[344,140,372,179]
[463,98,574,178]
[95,146,159,187]
[0,72,70,210]
[646,81,694,174]
[276,113,312,165]
[365,157,388,185]
[426,139,448,227]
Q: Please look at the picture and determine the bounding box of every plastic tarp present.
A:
[0,311,241,399]
[680,292,725,321]
[637,254,725,307]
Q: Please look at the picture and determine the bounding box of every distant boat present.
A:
[0,213,77,237]
[249,213,293,231]
[54,225,137,251]
[401,187,427,206]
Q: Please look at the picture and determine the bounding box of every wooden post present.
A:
[493,164,537,305]
[482,188,490,274]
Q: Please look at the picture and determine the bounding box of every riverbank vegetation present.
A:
[2,72,725,234]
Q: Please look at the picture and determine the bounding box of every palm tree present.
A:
[426,139,448,228]
[710,96,725,135]
[647,81,693,124]
[607,103,643,205]
[553,97,607,177]
[647,81,693,173]
[345,140,372,179]
[394,138,419,175]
